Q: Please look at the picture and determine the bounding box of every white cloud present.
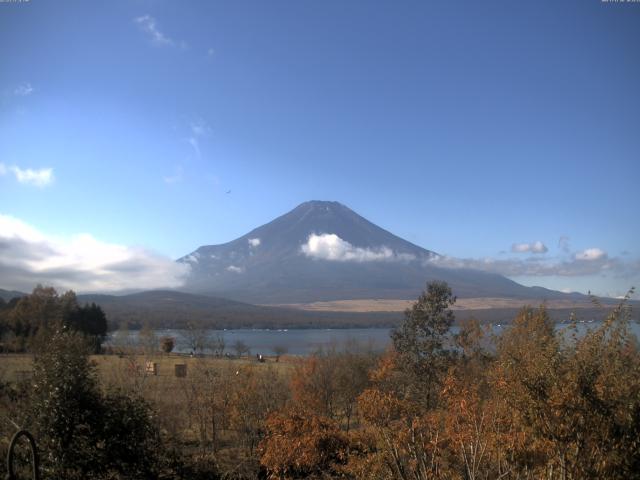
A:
[14,83,34,96]
[0,214,190,293]
[12,166,54,187]
[575,248,607,261]
[301,233,415,263]
[248,238,261,248]
[226,265,244,273]
[134,15,185,48]
[511,243,530,253]
[0,164,54,187]
[0,214,45,243]
[511,241,548,254]
[531,241,547,253]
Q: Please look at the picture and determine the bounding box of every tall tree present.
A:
[391,280,456,407]
[65,302,108,353]
[30,329,103,478]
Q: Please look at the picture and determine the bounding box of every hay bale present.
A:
[145,361,158,376]
[174,364,187,377]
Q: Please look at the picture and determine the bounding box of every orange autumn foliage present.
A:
[259,284,640,480]
[259,410,349,479]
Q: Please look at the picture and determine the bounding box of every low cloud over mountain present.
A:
[429,250,638,279]
[301,233,415,263]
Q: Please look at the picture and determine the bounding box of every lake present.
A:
[106,320,640,356]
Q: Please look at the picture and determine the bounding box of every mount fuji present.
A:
[178,201,568,305]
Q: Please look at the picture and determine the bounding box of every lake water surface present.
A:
[107,321,640,356]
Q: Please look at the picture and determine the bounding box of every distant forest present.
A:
[0,286,107,353]
[3,286,635,334]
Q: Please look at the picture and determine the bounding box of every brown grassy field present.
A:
[0,352,294,387]
[270,297,608,312]
[0,351,297,477]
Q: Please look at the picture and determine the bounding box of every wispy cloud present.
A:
[163,165,183,184]
[190,119,212,137]
[134,15,186,48]
[0,163,54,187]
[226,265,244,273]
[186,137,201,158]
[13,82,34,96]
[186,118,211,158]
[511,241,548,254]
[0,214,190,293]
[429,248,639,279]
[301,233,416,262]
[183,253,199,264]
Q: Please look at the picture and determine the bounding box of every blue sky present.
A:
[1,0,639,297]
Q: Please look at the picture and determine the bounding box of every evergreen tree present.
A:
[391,280,456,407]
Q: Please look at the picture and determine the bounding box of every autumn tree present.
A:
[354,350,450,480]
[290,348,375,430]
[185,321,208,355]
[227,365,289,458]
[438,317,513,479]
[290,355,338,419]
[233,339,250,358]
[211,333,226,357]
[494,297,640,479]
[160,336,175,354]
[6,286,63,351]
[180,360,237,454]
[138,322,158,355]
[260,411,350,479]
[454,317,488,361]
[440,368,514,480]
